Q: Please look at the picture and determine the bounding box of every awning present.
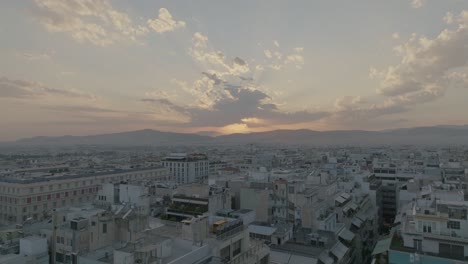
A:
[351,217,363,228]
[338,228,355,242]
[343,205,351,213]
[349,203,358,211]
[340,193,351,200]
[372,237,392,255]
[335,196,347,204]
[330,241,349,260]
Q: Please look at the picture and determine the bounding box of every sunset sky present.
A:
[0,0,467,140]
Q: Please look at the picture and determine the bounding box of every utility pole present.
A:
[51,208,57,264]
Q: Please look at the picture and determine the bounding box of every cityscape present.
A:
[1,1,468,264]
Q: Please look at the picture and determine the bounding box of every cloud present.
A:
[233,57,246,66]
[42,105,122,116]
[143,80,329,128]
[444,12,454,24]
[285,54,305,69]
[189,32,250,79]
[0,76,94,100]
[147,8,186,33]
[202,72,224,85]
[392,33,400,40]
[446,68,468,88]
[273,40,280,48]
[263,45,305,70]
[410,0,425,9]
[330,11,468,128]
[17,51,53,60]
[141,31,314,130]
[32,1,183,46]
[374,11,468,98]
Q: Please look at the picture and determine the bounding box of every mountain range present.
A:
[3,125,468,146]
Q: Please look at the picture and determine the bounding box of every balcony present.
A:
[423,231,468,243]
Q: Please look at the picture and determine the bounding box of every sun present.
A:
[219,123,250,134]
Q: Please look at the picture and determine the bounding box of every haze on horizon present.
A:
[0,0,467,141]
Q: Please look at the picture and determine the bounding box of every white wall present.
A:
[113,250,134,264]
[119,184,147,206]
[19,237,48,256]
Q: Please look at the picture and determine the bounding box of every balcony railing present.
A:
[166,208,203,217]
[216,225,245,241]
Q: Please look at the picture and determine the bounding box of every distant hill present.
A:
[9,125,468,146]
[216,126,468,146]
[14,129,212,146]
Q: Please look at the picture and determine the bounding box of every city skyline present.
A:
[1,0,467,141]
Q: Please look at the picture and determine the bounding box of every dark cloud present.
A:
[233,57,246,66]
[143,80,330,127]
[42,105,120,114]
[239,76,254,81]
[0,76,94,99]
[201,72,224,85]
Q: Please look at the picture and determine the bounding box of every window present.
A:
[102,223,107,234]
[27,197,31,204]
[47,194,51,200]
[56,193,60,199]
[55,253,64,263]
[37,196,41,202]
[447,221,460,230]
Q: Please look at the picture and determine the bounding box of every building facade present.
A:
[162,153,209,184]
[0,167,168,224]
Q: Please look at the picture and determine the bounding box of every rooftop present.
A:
[0,166,165,184]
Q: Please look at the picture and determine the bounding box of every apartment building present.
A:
[374,182,468,263]
[162,153,209,184]
[165,184,231,220]
[0,167,168,224]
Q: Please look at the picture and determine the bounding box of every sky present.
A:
[0,0,467,141]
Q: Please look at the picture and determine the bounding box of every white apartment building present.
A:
[162,153,209,184]
[395,185,468,262]
[0,167,168,224]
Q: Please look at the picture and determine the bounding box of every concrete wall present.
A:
[19,236,48,256]
[113,250,134,264]
[119,184,147,205]
[240,188,270,223]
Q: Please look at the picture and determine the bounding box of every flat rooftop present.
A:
[0,166,165,184]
